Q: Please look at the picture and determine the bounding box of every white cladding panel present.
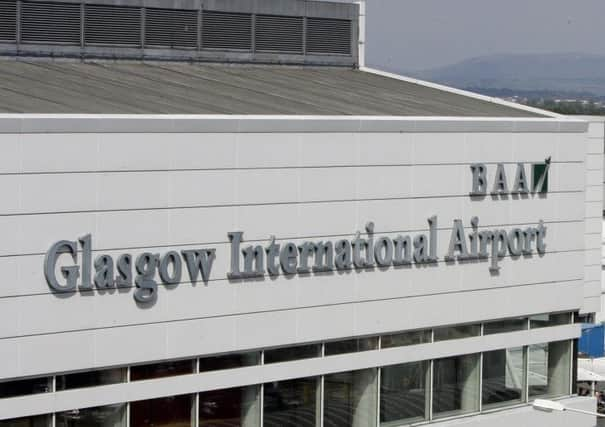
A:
[0,126,590,380]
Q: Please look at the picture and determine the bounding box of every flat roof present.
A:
[0,60,545,117]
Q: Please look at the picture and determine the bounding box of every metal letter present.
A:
[365,222,375,267]
[242,245,265,278]
[513,163,529,194]
[94,254,115,289]
[265,236,281,276]
[352,232,367,268]
[445,220,470,261]
[227,232,243,279]
[298,242,317,274]
[374,237,393,267]
[536,220,547,254]
[116,254,133,288]
[78,234,92,290]
[393,235,412,265]
[313,241,334,273]
[427,215,438,262]
[280,243,298,275]
[182,249,216,284]
[334,239,352,269]
[492,163,508,195]
[159,251,182,285]
[507,229,524,256]
[413,234,428,263]
[134,253,159,304]
[44,240,79,292]
[470,163,487,195]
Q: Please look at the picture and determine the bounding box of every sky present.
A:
[363,0,605,72]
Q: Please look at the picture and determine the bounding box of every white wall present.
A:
[0,117,590,383]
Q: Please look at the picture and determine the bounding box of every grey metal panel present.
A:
[84,4,141,47]
[21,1,81,45]
[255,14,302,53]
[144,7,197,49]
[0,60,545,116]
[0,0,16,42]
[201,10,251,50]
[306,17,350,55]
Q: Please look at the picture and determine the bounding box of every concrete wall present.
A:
[0,115,592,418]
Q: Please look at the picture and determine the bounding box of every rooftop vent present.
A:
[1,0,358,67]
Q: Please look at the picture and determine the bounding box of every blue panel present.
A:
[579,324,605,358]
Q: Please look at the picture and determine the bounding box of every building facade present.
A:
[0,0,602,426]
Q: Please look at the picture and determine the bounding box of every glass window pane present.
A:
[325,337,378,356]
[380,330,431,349]
[264,344,320,364]
[131,360,194,381]
[482,347,525,408]
[0,415,51,427]
[131,394,193,427]
[483,318,527,335]
[199,353,260,372]
[0,377,51,398]
[433,354,480,418]
[380,361,428,426]
[434,325,480,342]
[530,313,571,329]
[263,377,318,426]
[528,341,571,398]
[56,404,126,427]
[324,368,377,427]
[56,368,126,391]
[199,385,260,427]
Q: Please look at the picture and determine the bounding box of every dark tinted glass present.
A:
[264,344,320,364]
[199,385,259,426]
[483,318,527,335]
[433,354,480,417]
[530,313,571,329]
[263,377,318,426]
[0,415,50,427]
[434,325,480,342]
[0,377,51,398]
[380,361,428,425]
[131,360,194,381]
[56,404,125,427]
[380,330,431,349]
[482,347,525,407]
[56,368,125,390]
[199,353,259,372]
[324,369,377,427]
[130,394,193,427]
[324,337,378,355]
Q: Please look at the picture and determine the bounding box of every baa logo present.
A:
[470,157,551,196]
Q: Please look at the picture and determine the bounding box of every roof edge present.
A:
[360,66,565,120]
[0,115,588,134]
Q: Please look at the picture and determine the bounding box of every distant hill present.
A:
[407,53,605,97]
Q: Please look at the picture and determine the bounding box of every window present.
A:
[56,368,126,390]
[380,361,428,426]
[433,354,480,418]
[264,344,320,364]
[130,394,194,427]
[434,325,480,342]
[483,318,527,335]
[380,330,431,349]
[482,347,525,408]
[199,385,260,426]
[528,341,571,398]
[324,337,378,355]
[263,377,319,426]
[529,313,572,329]
[130,360,194,381]
[199,352,259,372]
[56,404,126,427]
[0,377,51,399]
[0,415,51,427]
[324,368,377,427]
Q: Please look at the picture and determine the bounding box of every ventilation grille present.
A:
[255,14,302,53]
[21,1,80,45]
[0,0,16,42]
[85,4,141,46]
[202,10,251,50]
[306,17,351,55]
[145,8,197,49]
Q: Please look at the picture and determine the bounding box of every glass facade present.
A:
[380,361,428,426]
[199,385,260,427]
[528,340,572,398]
[482,347,525,407]
[433,354,480,418]
[263,377,319,426]
[324,369,377,427]
[131,394,194,427]
[0,315,576,426]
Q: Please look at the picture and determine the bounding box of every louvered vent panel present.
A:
[306,17,351,55]
[201,11,251,50]
[255,14,302,53]
[145,8,197,49]
[21,1,80,45]
[85,4,141,46]
[0,0,16,42]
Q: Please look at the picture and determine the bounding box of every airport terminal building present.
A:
[0,0,602,426]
